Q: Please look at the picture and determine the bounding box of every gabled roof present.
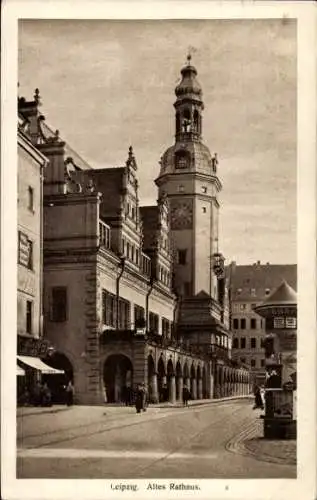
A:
[195,290,210,299]
[226,263,297,301]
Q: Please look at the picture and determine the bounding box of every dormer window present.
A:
[175,151,189,170]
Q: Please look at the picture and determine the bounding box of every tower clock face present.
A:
[171,200,193,230]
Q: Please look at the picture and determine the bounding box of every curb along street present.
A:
[17,395,253,418]
[226,418,297,466]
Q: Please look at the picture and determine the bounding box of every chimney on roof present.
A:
[256,260,261,265]
[266,262,270,265]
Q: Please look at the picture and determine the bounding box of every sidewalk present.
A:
[17,395,252,418]
[227,416,296,466]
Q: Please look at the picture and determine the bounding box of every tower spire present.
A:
[174,56,204,142]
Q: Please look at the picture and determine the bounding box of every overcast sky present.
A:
[18,19,297,265]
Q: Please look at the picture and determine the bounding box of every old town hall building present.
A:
[17,57,250,405]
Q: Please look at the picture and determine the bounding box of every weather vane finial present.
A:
[187,46,197,65]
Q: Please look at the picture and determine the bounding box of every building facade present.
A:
[227,261,297,385]
[17,106,61,397]
[17,59,250,405]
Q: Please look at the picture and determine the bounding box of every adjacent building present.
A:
[17,59,251,405]
[227,261,297,385]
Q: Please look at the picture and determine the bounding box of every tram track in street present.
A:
[117,407,252,476]
[18,400,250,450]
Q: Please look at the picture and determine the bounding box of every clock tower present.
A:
[155,55,223,300]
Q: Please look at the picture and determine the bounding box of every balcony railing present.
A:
[99,220,111,249]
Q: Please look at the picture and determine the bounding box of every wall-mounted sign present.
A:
[18,231,32,268]
[18,335,49,358]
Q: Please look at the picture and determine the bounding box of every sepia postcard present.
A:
[1,1,316,500]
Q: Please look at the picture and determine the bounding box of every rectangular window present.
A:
[178,249,187,265]
[232,337,239,349]
[240,304,247,311]
[240,357,246,364]
[149,312,159,333]
[251,359,256,368]
[251,318,257,329]
[240,318,246,329]
[162,318,171,338]
[261,359,265,367]
[134,304,145,328]
[28,186,34,211]
[260,337,265,348]
[26,300,33,333]
[233,318,239,329]
[202,207,206,213]
[51,287,68,322]
[250,337,256,349]
[102,290,116,328]
[250,288,256,296]
[240,337,246,349]
[118,298,131,329]
[273,317,285,329]
[285,317,297,328]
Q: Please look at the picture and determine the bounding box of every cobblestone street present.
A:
[17,398,296,479]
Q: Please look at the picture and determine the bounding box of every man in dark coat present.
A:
[182,386,191,406]
[135,384,144,413]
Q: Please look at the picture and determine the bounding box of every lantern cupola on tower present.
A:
[174,54,204,142]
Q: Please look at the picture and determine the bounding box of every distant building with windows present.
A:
[226,261,297,385]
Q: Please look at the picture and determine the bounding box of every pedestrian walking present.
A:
[41,383,52,407]
[253,384,264,410]
[65,380,74,406]
[135,384,144,413]
[141,382,148,411]
[182,386,190,406]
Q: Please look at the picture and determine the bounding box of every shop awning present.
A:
[17,355,64,374]
[17,364,25,376]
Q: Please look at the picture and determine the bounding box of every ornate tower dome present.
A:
[155,56,224,301]
[157,54,219,180]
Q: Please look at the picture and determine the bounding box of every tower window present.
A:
[202,207,206,213]
[177,249,187,265]
[178,185,184,193]
[175,151,189,169]
[193,109,199,133]
[201,186,207,193]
